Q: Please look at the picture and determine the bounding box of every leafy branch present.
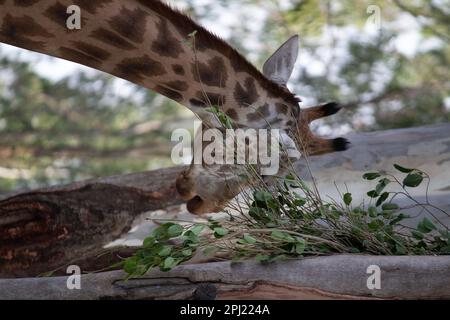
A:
[122,163,450,278]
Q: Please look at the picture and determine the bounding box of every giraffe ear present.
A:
[262,35,299,86]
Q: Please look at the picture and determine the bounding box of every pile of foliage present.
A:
[123,164,450,278]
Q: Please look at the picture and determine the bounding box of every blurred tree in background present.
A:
[0,56,192,192]
[0,0,449,193]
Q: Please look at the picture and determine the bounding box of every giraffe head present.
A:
[0,0,348,215]
[176,36,350,214]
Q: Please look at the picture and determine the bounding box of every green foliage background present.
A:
[0,0,449,193]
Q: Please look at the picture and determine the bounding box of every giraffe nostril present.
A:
[186,195,204,214]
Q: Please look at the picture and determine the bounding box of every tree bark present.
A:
[0,166,186,278]
[1,123,449,278]
[0,255,449,300]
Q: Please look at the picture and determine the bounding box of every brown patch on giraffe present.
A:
[276,103,289,114]
[192,57,228,88]
[59,46,102,68]
[0,14,53,51]
[72,41,111,61]
[114,55,166,83]
[246,112,261,122]
[137,0,300,107]
[151,18,184,58]
[234,77,259,107]
[229,57,248,73]
[72,0,113,14]
[163,80,189,92]
[44,2,71,27]
[1,14,53,39]
[189,91,226,108]
[154,85,183,102]
[108,7,147,44]
[13,0,40,6]
[225,109,239,121]
[172,64,185,75]
[90,28,136,50]
[246,103,271,122]
[269,118,284,126]
[259,103,271,117]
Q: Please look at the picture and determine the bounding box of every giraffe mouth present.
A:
[186,195,224,215]
[186,195,204,213]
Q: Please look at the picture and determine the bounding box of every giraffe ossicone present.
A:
[0,0,349,214]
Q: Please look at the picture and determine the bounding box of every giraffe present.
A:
[0,0,349,214]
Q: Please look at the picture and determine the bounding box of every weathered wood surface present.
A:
[0,255,449,300]
[297,123,450,201]
[1,123,449,278]
[0,166,186,278]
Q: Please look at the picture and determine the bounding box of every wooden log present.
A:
[0,166,186,278]
[0,255,449,300]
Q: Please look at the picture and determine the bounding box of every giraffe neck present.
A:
[0,0,299,129]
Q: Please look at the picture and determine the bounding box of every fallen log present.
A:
[0,255,449,300]
[0,166,186,278]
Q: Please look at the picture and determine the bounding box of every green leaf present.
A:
[395,243,407,255]
[267,254,288,262]
[367,190,379,198]
[243,233,257,244]
[411,230,424,240]
[271,230,286,239]
[389,213,408,225]
[213,227,229,237]
[163,257,177,269]
[375,178,390,194]
[439,229,450,239]
[417,217,437,233]
[188,30,198,37]
[363,172,381,180]
[439,246,450,254]
[158,245,173,257]
[393,164,414,173]
[152,225,168,240]
[403,173,423,188]
[143,236,155,248]
[181,249,193,256]
[343,193,352,206]
[254,191,273,203]
[124,257,138,274]
[293,197,306,207]
[167,224,183,237]
[368,206,378,217]
[368,219,384,231]
[295,239,306,254]
[182,230,199,244]
[376,192,389,206]
[190,224,205,236]
[352,207,364,215]
[255,254,270,262]
[298,179,311,192]
[381,203,399,211]
[203,246,218,257]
